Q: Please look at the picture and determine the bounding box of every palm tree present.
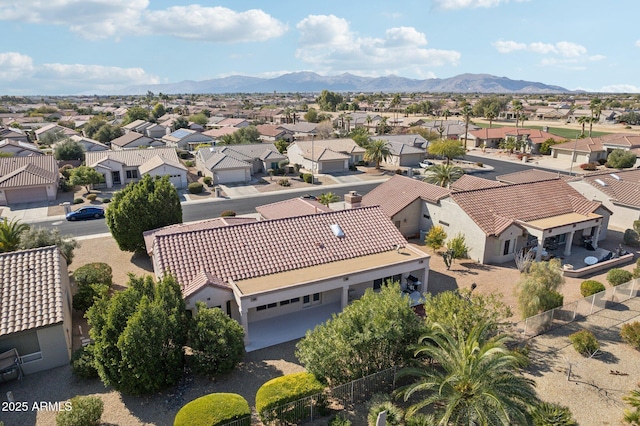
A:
[422,164,464,188]
[345,115,353,133]
[442,109,451,122]
[317,192,339,207]
[513,101,523,129]
[589,97,602,137]
[365,139,392,169]
[623,386,640,425]
[365,115,373,133]
[461,104,473,150]
[397,321,539,426]
[577,115,590,136]
[485,110,496,128]
[0,218,30,253]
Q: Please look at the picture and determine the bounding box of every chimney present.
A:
[344,190,362,209]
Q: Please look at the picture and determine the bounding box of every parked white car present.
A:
[419,160,434,168]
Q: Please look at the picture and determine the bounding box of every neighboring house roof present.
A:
[68,135,109,151]
[214,143,286,162]
[496,169,570,184]
[552,133,640,154]
[34,123,78,138]
[580,169,640,208]
[109,132,154,148]
[122,119,148,131]
[362,174,451,217]
[0,139,42,156]
[385,141,425,156]
[468,127,565,144]
[0,155,58,188]
[144,216,258,255]
[202,127,238,138]
[450,179,604,236]
[450,175,506,191]
[0,246,66,337]
[255,124,290,138]
[150,206,407,290]
[138,154,186,174]
[182,270,231,298]
[294,139,366,155]
[290,141,352,162]
[256,197,332,219]
[375,134,429,149]
[86,147,184,168]
[280,122,318,134]
[217,118,249,127]
[199,150,252,170]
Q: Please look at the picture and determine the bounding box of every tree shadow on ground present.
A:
[426,270,459,294]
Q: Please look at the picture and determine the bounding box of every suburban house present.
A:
[375,134,429,150]
[145,207,430,350]
[551,133,640,166]
[420,120,480,140]
[162,128,213,151]
[85,147,188,188]
[122,119,167,139]
[0,155,58,205]
[202,126,238,142]
[109,132,164,150]
[287,139,364,173]
[33,123,79,141]
[67,135,109,152]
[465,127,565,153]
[215,118,251,128]
[0,246,73,375]
[255,124,294,142]
[0,139,42,156]
[256,197,332,219]
[381,140,425,167]
[279,122,318,141]
[0,126,30,143]
[195,143,287,183]
[363,175,611,264]
[568,169,640,230]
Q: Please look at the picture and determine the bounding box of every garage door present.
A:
[168,174,184,189]
[5,187,48,204]
[320,160,345,173]
[215,169,248,184]
[399,154,424,167]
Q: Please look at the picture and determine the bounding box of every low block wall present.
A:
[563,253,634,278]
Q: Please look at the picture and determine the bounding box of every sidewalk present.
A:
[466,147,583,174]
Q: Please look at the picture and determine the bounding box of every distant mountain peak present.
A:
[118,72,570,95]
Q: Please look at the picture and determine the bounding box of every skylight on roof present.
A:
[594,179,607,187]
[330,224,345,238]
[609,173,621,181]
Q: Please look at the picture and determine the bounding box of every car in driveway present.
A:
[66,206,105,221]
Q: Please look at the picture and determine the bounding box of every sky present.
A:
[0,0,639,95]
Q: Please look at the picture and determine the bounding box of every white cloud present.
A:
[493,40,526,53]
[0,1,286,42]
[636,40,640,48]
[432,0,528,9]
[599,84,640,93]
[0,51,158,93]
[0,52,34,80]
[141,6,287,42]
[295,15,460,76]
[494,40,588,58]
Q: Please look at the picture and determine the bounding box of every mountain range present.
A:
[118,72,570,95]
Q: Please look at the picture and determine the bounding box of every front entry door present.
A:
[112,171,121,185]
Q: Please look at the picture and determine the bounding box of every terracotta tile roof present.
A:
[256,197,332,219]
[451,179,604,236]
[581,169,640,208]
[144,217,257,255]
[151,206,407,289]
[450,174,506,191]
[469,127,564,144]
[0,246,66,337]
[86,147,181,168]
[255,124,289,138]
[138,154,187,174]
[182,270,231,298]
[496,168,569,184]
[362,175,450,217]
[293,139,365,155]
[0,156,58,188]
[202,127,237,138]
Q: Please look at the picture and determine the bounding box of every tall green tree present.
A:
[422,164,464,188]
[349,126,370,147]
[317,90,344,112]
[122,106,150,125]
[364,139,392,169]
[151,103,166,120]
[106,175,182,252]
[461,104,473,149]
[189,302,245,376]
[95,123,123,144]
[69,166,104,194]
[19,227,79,264]
[577,115,590,137]
[54,138,84,161]
[174,116,189,130]
[0,218,30,253]
[397,321,538,425]
[589,97,602,137]
[87,274,187,395]
[516,259,565,318]
[427,139,465,164]
[296,282,423,385]
[218,126,262,145]
[607,149,637,169]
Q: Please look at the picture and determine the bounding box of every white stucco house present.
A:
[145,207,429,350]
[162,128,214,151]
[195,143,287,184]
[0,155,58,205]
[0,246,73,375]
[85,147,187,188]
[110,132,165,150]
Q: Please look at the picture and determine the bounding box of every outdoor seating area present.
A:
[531,243,635,278]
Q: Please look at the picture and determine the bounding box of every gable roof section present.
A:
[138,155,187,174]
[385,140,425,156]
[110,131,153,148]
[256,197,332,219]
[580,169,640,208]
[450,174,506,191]
[362,174,451,217]
[0,246,65,337]
[182,270,231,298]
[152,206,407,288]
[0,155,57,188]
[0,139,42,156]
[496,168,569,184]
[294,139,366,155]
[86,147,182,168]
[451,179,604,236]
[215,143,286,162]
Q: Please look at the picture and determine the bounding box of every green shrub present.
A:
[580,280,605,297]
[73,198,84,204]
[277,178,290,187]
[405,413,437,426]
[202,176,213,186]
[73,263,113,287]
[624,229,640,247]
[102,198,111,203]
[530,401,576,426]
[329,414,352,426]
[185,160,194,167]
[579,162,598,171]
[476,162,484,167]
[303,173,313,183]
[569,329,599,357]
[70,346,98,379]
[56,395,103,426]
[177,149,190,159]
[174,393,250,426]
[60,164,74,178]
[367,395,404,426]
[86,194,97,201]
[188,182,204,194]
[59,179,73,192]
[256,372,326,424]
[73,282,109,312]
[620,321,640,350]
[607,268,633,286]
[220,210,236,217]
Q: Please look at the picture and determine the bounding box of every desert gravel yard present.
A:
[1,230,638,425]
